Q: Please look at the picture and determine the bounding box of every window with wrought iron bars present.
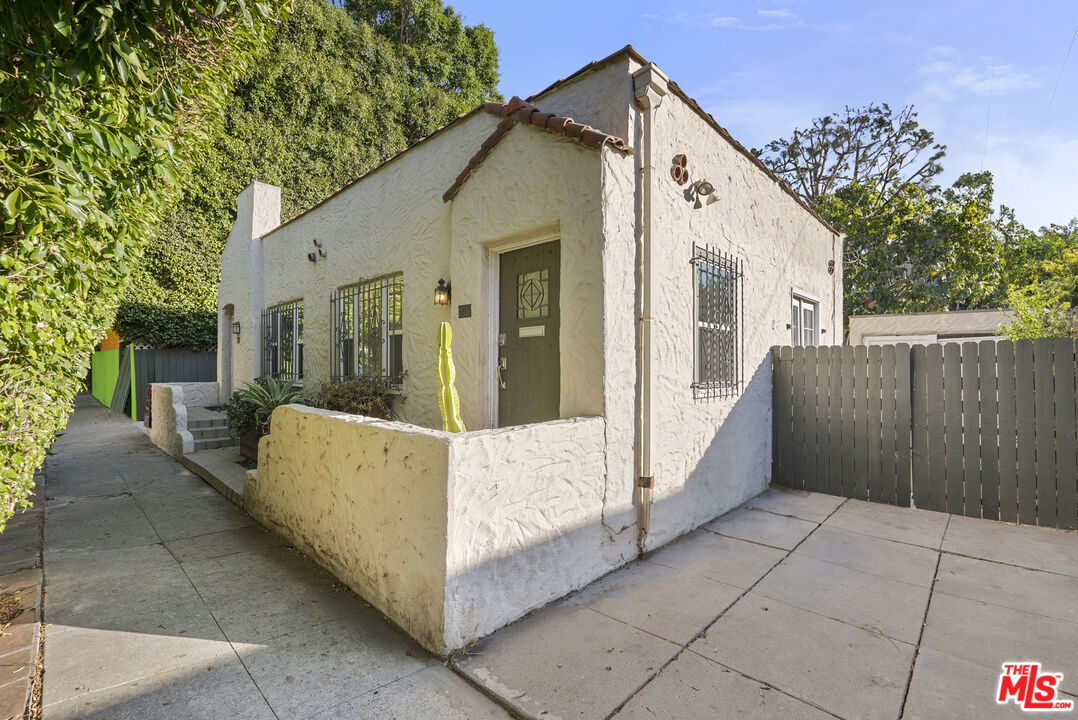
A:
[692,244,742,399]
[261,300,303,382]
[331,274,403,383]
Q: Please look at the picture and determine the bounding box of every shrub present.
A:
[222,377,309,437]
[316,374,403,419]
[0,1,291,531]
[114,303,217,350]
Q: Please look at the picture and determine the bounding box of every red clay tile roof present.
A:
[442,96,631,203]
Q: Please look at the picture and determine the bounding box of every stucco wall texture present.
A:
[147,382,221,458]
[221,51,842,650]
[247,406,628,653]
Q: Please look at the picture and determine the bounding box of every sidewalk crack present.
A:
[897,513,948,719]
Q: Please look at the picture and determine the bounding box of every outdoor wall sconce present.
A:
[828,259,836,275]
[434,279,451,306]
[232,321,241,343]
[693,179,719,207]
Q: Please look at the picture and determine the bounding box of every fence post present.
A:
[1052,339,1077,530]
[895,344,912,508]
[978,341,1000,521]
[1034,339,1057,527]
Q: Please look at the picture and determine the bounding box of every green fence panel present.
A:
[90,349,119,407]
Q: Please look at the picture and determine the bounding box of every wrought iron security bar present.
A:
[261,300,303,382]
[331,274,403,382]
[692,243,743,400]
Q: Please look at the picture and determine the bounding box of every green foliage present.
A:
[223,377,309,437]
[114,303,217,351]
[1000,280,1078,340]
[0,0,290,529]
[758,106,1021,319]
[821,172,1006,317]
[754,103,944,208]
[125,0,501,346]
[316,374,403,419]
[997,219,1078,339]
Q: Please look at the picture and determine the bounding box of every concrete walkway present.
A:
[38,398,510,719]
[454,488,1078,719]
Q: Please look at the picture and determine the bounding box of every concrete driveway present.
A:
[454,488,1078,719]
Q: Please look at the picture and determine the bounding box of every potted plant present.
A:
[316,373,403,420]
[223,377,309,461]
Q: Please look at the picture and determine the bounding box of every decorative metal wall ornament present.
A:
[671,153,688,184]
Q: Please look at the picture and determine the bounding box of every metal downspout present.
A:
[633,65,667,553]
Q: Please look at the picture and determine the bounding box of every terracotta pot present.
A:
[367,399,390,419]
[240,430,264,462]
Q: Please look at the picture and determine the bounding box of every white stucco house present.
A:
[216,46,842,654]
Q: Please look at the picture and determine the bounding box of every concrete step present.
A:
[191,426,233,441]
[188,417,228,430]
[192,437,238,451]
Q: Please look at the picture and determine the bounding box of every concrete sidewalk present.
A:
[454,488,1078,719]
[37,397,510,719]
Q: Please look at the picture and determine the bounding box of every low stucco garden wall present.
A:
[245,405,632,654]
[246,405,450,652]
[147,382,220,458]
[444,416,634,649]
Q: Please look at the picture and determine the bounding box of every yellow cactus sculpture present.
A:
[437,322,466,433]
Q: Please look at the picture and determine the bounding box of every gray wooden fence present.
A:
[772,339,1078,530]
[108,347,217,421]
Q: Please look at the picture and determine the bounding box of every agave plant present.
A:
[223,377,309,437]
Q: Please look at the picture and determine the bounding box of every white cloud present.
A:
[669,12,740,27]
[759,9,797,20]
[915,47,1041,100]
[944,131,1078,228]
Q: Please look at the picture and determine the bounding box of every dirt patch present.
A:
[0,589,23,627]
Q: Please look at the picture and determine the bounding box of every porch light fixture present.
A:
[692,179,719,208]
[231,321,241,343]
[434,278,451,306]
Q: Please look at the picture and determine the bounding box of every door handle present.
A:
[497,357,507,390]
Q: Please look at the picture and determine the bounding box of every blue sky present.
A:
[449,0,1078,229]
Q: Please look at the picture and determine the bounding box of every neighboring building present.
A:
[217,46,842,652]
[848,309,1013,346]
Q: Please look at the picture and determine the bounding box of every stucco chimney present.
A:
[220,181,281,385]
[237,180,281,239]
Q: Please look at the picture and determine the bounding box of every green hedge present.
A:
[114,303,218,351]
[0,1,289,531]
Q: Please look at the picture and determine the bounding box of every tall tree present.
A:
[819,172,1005,317]
[754,103,945,210]
[0,1,291,528]
[755,105,1010,320]
[119,0,500,346]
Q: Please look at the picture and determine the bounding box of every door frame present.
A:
[486,230,561,427]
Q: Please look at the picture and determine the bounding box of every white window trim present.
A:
[791,293,819,348]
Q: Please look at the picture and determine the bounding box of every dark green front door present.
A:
[498,240,560,427]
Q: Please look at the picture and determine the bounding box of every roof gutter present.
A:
[632,63,667,553]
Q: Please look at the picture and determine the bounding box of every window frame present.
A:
[261,299,304,383]
[791,292,819,347]
[691,243,743,400]
[331,273,404,384]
